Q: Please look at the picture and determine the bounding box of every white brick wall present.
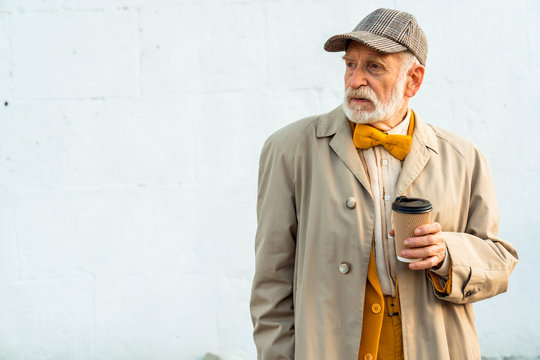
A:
[0,1,538,359]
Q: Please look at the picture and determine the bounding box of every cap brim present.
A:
[324,31,407,54]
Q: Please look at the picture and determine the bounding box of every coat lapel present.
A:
[317,108,438,199]
[317,106,372,196]
[394,112,439,197]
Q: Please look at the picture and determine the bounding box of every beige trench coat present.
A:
[250,106,519,360]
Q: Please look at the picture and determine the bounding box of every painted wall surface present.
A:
[0,0,538,359]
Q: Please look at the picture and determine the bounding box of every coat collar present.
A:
[317,106,372,195]
[394,110,439,197]
[316,106,440,197]
[316,105,347,138]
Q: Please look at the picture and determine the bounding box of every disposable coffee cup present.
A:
[391,196,433,263]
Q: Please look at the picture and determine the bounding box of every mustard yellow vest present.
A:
[358,249,403,360]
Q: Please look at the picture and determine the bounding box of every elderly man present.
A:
[250,8,518,360]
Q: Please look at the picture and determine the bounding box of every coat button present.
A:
[364,353,373,360]
[345,197,357,209]
[371,303,382,313]
[339,262,351,274]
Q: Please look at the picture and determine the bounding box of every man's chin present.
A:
[342,102,376,124]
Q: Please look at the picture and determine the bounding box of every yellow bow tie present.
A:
[351,113,415,160]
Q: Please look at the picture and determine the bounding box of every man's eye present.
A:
[370,63,383,70]
[347,62,356,69]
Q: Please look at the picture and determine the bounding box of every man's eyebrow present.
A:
[342,54,388,64]
[365,55,387,64]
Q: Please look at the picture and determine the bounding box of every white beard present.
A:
[342,74,407,125]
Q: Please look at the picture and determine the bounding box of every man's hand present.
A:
[389,222,446,271]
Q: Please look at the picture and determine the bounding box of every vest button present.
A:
[364,353,373,360]
[371,303,382,314]
[339,262,351,274]
[345,197,357,209]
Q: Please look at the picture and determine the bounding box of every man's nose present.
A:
[346,68,368,89]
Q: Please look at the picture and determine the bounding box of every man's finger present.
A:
[400,243,445,260]
[408,256,442,270]
[414,222,441,236]
[404,234,442,248]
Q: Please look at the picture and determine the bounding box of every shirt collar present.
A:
[387,108,411,136]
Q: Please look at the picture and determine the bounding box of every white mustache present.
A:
[345,87,379,104]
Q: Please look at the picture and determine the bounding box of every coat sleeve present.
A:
[250,134,297,359]
[429,147,519,304]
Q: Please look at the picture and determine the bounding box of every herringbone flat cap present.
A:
[324,8,428,65]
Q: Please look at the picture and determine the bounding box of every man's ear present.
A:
[405,64,425,98]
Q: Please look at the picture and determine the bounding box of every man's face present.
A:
[342,41,408,125]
